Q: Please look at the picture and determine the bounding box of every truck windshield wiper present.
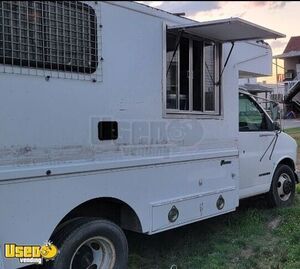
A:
[269,130,281,160]
[259,129,281,162]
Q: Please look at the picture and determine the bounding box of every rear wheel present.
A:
[268,164,296,207]
[47,218,128,269]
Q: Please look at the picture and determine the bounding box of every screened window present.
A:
[0,1,98,74]
[166,33,220,115]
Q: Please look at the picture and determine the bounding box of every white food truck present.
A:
[0,1,298,269]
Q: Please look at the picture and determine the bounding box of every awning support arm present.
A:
[166,30,183,77]
[216,42,235,86]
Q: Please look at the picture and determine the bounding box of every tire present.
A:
[46,218,128,269]
[267,164,296,207]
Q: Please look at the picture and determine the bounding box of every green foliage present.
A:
[296,184,300,194]
[284,127,300,146]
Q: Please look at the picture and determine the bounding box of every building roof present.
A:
[239,83,273,93]
[274,36,300,59]
[274,50,300,59]
[284,36,300,53]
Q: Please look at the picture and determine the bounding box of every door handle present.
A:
[220,160,231,166]
[259,134,275,137]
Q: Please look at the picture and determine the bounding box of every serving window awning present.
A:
[167,18,285,43]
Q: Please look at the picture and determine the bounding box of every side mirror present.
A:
[273,121,281,131]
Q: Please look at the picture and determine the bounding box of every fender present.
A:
[271,155,298,184]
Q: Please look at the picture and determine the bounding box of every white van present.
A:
[0,2,297,268]
[238,90,297,204]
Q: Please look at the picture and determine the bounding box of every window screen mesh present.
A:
[0,1,101,81]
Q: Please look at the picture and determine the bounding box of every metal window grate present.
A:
[0,1,102,82]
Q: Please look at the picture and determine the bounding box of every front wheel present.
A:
[48,218,128,269]
[267,164,296,207]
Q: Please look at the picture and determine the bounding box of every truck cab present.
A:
[238,89,298,204]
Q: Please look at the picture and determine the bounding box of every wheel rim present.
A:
[70,236,116,269]
[277,173,293,202]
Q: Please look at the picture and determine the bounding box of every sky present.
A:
[138,1,300,83]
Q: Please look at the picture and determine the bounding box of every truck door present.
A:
[238,92,275,197]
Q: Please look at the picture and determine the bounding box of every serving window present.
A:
[166,32,221,115]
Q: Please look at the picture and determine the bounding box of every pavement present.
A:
[281,119,300,129]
